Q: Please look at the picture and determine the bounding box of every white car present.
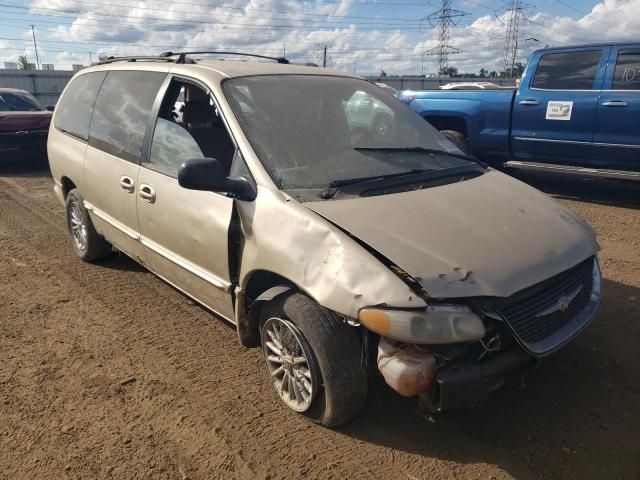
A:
[438,82,503,90]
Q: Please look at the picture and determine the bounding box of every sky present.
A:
[0,0,638,74]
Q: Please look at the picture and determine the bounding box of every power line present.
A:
[0,1,429,29]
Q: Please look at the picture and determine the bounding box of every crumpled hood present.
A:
[0,111,52,132]
[305,170,599,299]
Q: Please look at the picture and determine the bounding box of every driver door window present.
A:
[146,80,235,177]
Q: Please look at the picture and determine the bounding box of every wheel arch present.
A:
[60,176,77,199]
[235,269,305,348]
[423,115,469,138]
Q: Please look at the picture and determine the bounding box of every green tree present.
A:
[439,66,459,77]
[17,54,33,70]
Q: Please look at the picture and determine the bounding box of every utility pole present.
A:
[423,1,469,78]
[283,43,286,58]
[496,0,534,78]
[317,45,332,68]
[30,25,40,70]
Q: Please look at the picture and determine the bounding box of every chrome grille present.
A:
[490,258,597,355]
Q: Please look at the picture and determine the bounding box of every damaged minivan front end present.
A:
[358,256,601,411]
[300,165,601,411]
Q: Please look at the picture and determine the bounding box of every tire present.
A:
[260,292,368,427]
[65,189,112,262]
[441,129,471,155]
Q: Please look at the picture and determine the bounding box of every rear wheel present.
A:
[65,189,112,262]
[260,292,368,427]
[441,129,471,155]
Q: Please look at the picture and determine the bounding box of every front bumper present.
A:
[428,347,536,411]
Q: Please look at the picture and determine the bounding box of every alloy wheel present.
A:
[69,201,88,251]
[262,317,318,412]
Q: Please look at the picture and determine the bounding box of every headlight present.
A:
[359,305,485,344]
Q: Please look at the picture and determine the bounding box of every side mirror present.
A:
[178,157,256,201]
[46,105,55,112]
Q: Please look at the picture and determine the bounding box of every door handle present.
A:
[519,99,539,106]
[139,184,156,204]
[601,100,628,107]
[119,176,135,193]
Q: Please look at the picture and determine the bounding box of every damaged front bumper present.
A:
[427,347,535,411]
[373,257,601,411]
[377,336,535,412]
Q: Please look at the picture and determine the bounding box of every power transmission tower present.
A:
[496,0,535,78]
[423,0,469,78]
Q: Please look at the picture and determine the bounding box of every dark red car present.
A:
[0,88,52,161]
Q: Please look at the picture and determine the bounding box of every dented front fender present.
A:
[236,187,426,319]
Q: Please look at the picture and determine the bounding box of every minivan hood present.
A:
[305,170,599,299]
[0,111,52,132]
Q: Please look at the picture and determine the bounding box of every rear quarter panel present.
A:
[47,126,87,205]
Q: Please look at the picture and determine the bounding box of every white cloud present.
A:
[20,0,640,74]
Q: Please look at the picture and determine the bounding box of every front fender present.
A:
[236,187,427,320]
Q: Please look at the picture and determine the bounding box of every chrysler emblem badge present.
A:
[536,285,583,317]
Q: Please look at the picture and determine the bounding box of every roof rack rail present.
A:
[93,56,175,66]
[159,51,289,65]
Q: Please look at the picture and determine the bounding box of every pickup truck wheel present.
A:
[441,129,471,155]
[260,292,368,427]
[65,189,112,262]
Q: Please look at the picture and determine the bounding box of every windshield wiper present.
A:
[355,146,486,167]
[321,169,431,199]
[320,163,484,199]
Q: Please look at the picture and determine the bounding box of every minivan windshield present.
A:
[224,75,478,191]
[0,91,43,112]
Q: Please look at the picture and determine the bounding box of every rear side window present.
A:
[54,71,106,140]
[89,71,166,163]
[532,51,601,90]
[612,49,640,90]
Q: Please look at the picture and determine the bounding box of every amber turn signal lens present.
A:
[359,309,391,335]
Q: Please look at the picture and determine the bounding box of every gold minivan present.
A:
[48,52,601,426]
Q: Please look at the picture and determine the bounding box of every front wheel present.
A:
[260,292,368,427]
[440,129,471,155]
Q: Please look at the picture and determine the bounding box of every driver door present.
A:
[136,77,236,320]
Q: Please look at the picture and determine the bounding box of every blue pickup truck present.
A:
[397,43,640,180]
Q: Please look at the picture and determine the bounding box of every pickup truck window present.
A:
[532,50,601,90]
[613,49,640,90]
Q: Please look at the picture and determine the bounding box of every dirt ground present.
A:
[0,161,638,480]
